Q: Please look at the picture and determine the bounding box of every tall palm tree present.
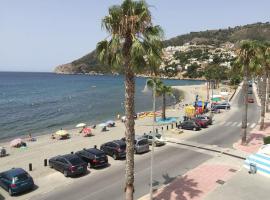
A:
[96,1,163,199]
[146,78,173,120]
[146,78,163,122]
[256,42,270,130]
[236,40,258,144]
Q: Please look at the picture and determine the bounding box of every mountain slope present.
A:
[54,22,270,74]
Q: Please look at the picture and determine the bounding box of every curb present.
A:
[166,138,247,160]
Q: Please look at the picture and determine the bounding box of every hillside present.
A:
[54,22,270,74]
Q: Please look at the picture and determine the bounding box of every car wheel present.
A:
[63,170,68,177]
[135,149,138,154]
[8,188,13,196]
[113,153,117,160]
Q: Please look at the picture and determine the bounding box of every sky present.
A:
[0,0,269,72]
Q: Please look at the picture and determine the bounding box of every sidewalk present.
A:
[139,149,243,200]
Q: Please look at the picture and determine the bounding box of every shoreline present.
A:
[0,84,199,145]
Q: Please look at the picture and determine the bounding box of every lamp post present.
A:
[150,81,156,200]
[143,79,156,200]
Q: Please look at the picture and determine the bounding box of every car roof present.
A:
[2,168,27,177]
[112,140,126,145]
[62,154,79,160]
[84,148,104,155]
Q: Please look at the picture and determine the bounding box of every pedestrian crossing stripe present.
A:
[220,122,256,128]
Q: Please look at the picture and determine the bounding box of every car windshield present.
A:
[155,134,161,139]
[138,139,148,145]
[69,157,83,165]
[13,173,29,183]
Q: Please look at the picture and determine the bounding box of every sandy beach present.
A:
[0,83,235,199]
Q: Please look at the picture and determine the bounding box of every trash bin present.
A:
[249,163,257,174]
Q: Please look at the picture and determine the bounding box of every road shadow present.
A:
[153,175,202,200]
[246,133,265,144]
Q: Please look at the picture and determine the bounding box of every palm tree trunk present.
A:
[124,69,135,200]
[266,73,270,113]
[260,71,267,130]
[162,93,166,120]
[241,65,248,144]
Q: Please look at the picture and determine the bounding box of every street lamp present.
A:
[143,79,156,200]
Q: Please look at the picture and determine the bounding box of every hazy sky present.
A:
[0,0,269,72]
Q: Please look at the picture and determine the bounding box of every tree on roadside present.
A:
[147,78,173,120]
[236,40,258,144]
[96,1,163,199]
[256,42,270,130]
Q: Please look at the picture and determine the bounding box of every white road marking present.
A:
[237,123,242,127]
[250,123,256,128]
[232,122,238,126]
[225,122,233,126]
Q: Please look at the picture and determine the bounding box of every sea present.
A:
[0,72,204,140]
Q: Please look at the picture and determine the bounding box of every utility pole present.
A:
[150,81,156,200]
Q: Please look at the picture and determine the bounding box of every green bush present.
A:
[263,136,270,144]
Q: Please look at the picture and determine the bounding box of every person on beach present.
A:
[28,133,36,142]
[51,134,55,140]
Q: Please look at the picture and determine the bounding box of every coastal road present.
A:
[29,87,260,200]
[31,145,211,200]
[188,87,260,148]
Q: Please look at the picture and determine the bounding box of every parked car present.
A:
[142,133,166,146]
[212,102,230,109]
[178,120,201,131]
[196,115,213,125]
[0,168,34,196]
[75,148,108,168]
[248,97,254,103]
[121,135,149,154]
[100,140,126,160]
[248,90,253,94]
[49,154,87,177]
[191,118,208,128]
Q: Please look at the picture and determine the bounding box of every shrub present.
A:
[263,136,270,144]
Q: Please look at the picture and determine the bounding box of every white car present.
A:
[142,133,166,146]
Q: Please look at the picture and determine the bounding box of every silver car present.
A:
[142,133,166,146]
[134,136,149,154]
[121,136,149,154]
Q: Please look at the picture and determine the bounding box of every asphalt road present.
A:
[32,145,211,200]
[188,88,260,148]
[30,87,260,200]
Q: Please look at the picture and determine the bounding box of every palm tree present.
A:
[146,78,173,120]
[96,1,163,199]
[256,42,270,130]
[236,40,258,144]
[146,78,162,122]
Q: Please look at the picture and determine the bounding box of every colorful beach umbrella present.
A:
[10,138,22,147]
[76,123,86,128]
[55,130,68,136]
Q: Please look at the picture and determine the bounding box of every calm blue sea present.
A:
[0,72,204,140]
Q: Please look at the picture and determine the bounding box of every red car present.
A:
[248,98,254,103]
[191,118,208,128]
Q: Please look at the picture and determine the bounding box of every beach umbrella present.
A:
[98,123,108,127]
[82,128,92,136]
[10,138,22,147]
[55,130,68,136]
[106,120,115,125]
[76,123,86,128]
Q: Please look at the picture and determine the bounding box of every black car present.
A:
[213,102,230,109]
[0,168,34,196]
[196,115,212,125]
[100,140,126,160]
[75,148,108,168]
[178,120,201,131]
[49,154,87,177]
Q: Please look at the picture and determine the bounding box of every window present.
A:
[138,139,148,146]
[69,157,83,165]
[13,173,29,183]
